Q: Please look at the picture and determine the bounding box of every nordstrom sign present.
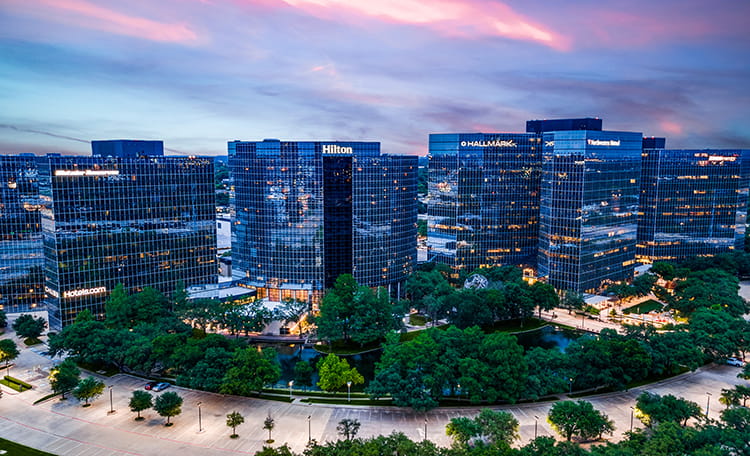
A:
[587,139,621,146]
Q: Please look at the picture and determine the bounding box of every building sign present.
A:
[45,286,59,298]
[322,145,353,154]
[55,169,120,177]
[545,141,555,147]
[587,139,620,146]
[460,140,517,148]
[708,155,736,162]
[63,286,107,299]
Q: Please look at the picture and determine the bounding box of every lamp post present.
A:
[289,380,294,401]
[424,418,427,441]
[630,406,634,432]
[108,385,115,414]
[197,401,203,433]
[569,378,573,394]
[706,392,712,418]
[534,415,539,439]
[347,381,352,403]
[307,413,311,442]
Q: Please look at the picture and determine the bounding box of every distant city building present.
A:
[537,126,642,293]
[41,142,216,330]
[229,140,417,303]
[0,154,45,312]
[91,139,164,158]
[637,138,750,263]
[426,133,541,272]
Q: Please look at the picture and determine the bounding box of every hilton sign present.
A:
[322,145,353,154]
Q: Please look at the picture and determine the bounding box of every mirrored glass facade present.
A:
[0,155,45,312]
[230,140,416,302]
[637,146,750,262]
[538,131,642,293]
[41,154,216,330]
[427,133,541,272]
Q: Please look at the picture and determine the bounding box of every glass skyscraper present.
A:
[229,140,417,303]
[537,129,642,293]
[41,141,216,330]
[427,133,541,272]
[637,138,750,262]
[0,154,45,312]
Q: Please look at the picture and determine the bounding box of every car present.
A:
[726,358,745,367]
[152,382,171,392]
[144,381,158,390]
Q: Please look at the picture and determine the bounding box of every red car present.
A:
[144,381,158,390]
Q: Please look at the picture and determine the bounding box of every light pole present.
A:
[108,385,115,414]
[706,392,712,418]
[289,380,294,401]
[630,406,634,432]
[569,378,573,394]
[424,418,428,441]
[534,415,539,439]
[307,413,311,442]
[197,401,203,433]
[347,381,352,403]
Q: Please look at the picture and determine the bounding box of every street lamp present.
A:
[569,377,574,394]
[424,418,428,441]
[288,380,294,401]
[706,392,712,418]
[534,415,539,439]
[347,381,352,403]
[197,401,203,433]
[629,406,634,432]
[307,413,311,442]
[108,385,115,414]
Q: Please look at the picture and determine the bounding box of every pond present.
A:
[268,325,582,388]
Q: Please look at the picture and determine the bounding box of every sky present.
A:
[0,0,749,156]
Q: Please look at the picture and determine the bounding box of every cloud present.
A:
[4,0,198,43]
[278,0,569,50]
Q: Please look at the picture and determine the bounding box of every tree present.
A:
[293,360,314,391]
[226,411,244,438]
[336,418,361,440]
[719,385,750,408]
[446,416,480,447]
[447,409,519,447]
[635,392,702,427]
[219,347,280,396]
[129,390,153,420]
[105,283,132,329]
[12,313,46,340]
[49,359,80,399]
[73,376,105,406]
[561,290,584,314]
[524,347,573,399]
[263,412,275,443]
[0,338,19,374]
[316,354,364,392]
[316,274,358,343]
[154,391,183,426]
[547,400,614,442]
[0,309,7,329]
[531,282,559,318]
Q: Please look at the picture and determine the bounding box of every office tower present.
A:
[229,140,417,303]
[41,141,216,330]
[0,154,45,312]
[637,138,750,262]
[536,124,642,293]
[426,133,541,272]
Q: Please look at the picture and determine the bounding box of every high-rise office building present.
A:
[537,124,642,293]
[41,141,216,330]
[426,133,541,272]
[229,140,417,303]
[0,154,45,312]
[637,138,750,262]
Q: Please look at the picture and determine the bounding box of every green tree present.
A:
[524,347,573,399]
[547,400,614,442]
[105,283,132,328]
[128,390,153,420]
[154,391,183,425]
[316,354,364,392]
[176,346,233,392]
[348,287,400,346]
[446,416,480,447]
[263,412,275,443]
[316,275,358,343]
[635,392,702,427]
[458,332,528,404]
[73,376,105,406]
[49,359,80,399]
[226,411,244,438]
[447,409,519,448]
[336,418,361,440]
[561,290,585,313]
[650,261,676,280]
[219,347,281,395]
[293,360,314,391]
[0,338,19,374]
[719,385,750,408]
[12,313,46,340]
[0,309,7,329]
[531,282,559,318]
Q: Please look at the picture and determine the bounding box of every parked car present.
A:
[726,357,745,367]
[144,381,158,390]
[152,382,171,392]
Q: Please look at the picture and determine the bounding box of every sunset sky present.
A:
[1,0,748,156]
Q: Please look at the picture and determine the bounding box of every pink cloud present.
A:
[6,0,197,43]
[279,0,569,50]
[659,120,684,136]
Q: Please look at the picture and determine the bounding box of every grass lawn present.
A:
[408,314,428,326]
[483,318,547,334]
[0,438,57,456]
[623,299,664,315]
